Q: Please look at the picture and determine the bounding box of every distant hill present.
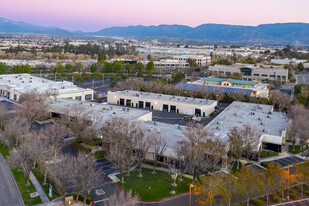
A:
[0,17,72,35]
[93,23,309,44]
[0,17,309,44]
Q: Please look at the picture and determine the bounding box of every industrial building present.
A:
[47,98,152,126]
[0,74,94,101]
[205,101,288,153]
[107,90,217,117]
[173,55,211,66]
[208,63,288,82]
[179,76,270,98]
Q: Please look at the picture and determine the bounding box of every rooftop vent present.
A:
[250,112,255,115]
[263,129,268,134]
[267,115,272,119]
[90,103,94,107]
[261,122,265,126]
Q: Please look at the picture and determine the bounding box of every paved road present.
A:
[0,154,24,206]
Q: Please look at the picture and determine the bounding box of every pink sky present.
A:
[1,0,309,31]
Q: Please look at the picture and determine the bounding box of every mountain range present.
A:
[1,17,309,44]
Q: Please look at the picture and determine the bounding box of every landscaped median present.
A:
[115,168,192,202]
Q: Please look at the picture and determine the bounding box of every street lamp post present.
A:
[189,184,194,206]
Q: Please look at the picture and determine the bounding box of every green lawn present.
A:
[11,168,42,206]
[289,145,309,154]
[116,168,192,201]
[32,169,61,200]
[1,141,42,205]
[0,141,10,159]
[231,161,243,173]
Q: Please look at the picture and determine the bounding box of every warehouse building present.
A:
[173,55,211,66]
[206,101,288,153]
[208,63,288,82]
[0,74,94,101]
[47,98,152,125]
[107,90,217,117]
[179,76,270,98]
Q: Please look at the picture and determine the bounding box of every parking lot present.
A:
[152,103,228,126]
[273,198,309,206]
[271,156,305,167]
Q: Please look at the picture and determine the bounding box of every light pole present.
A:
[171,173,178,194]
[189,184,194,206]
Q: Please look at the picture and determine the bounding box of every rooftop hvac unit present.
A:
[102,108,106,112]
[261,122,265,126]
[29,81,32,83]
[234,113,238,116]
[112,112,116,117]
[122,108,126,112]
[217,121,222,125]
[19,78,22,80]
[136,94,140,97]
[61,86,65,89]
[127,108,130,112]
[258,117,262,121]
[21,81,24,83]
[263,129,268,133]
[90,103,94,107]
[267,115,272,119]
[154,122,158,126]
[250,112,255,115]
[216,126,222,130]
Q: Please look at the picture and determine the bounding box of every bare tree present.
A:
[42,122,67,160]
[8,143,34,185]
[182,123,209,180]
[175,143,186,181]
[18,90,49,121]
[106,190,139,206]
[270,90,291,112]
[207,138,227,170]
[287,105,309,155]
[134,129,152,177]
[0,116,31,149]
[48,154,76,203]
[151,134,167,174]
[102,118,137,183]
[73,154,103,206]
[228,125,260,170]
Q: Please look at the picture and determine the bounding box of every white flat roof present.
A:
[0,74,93,95]
[110,90,217,107]
[206,101,288,144]
[189,79,269,91]
[47,98,151,126]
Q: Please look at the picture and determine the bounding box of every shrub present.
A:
[235,203,243,206]
[305,190,309,196]
[273,196,281,203]
[250,199,262,206]
[91,150,106,159]
[289,193,297,199]
[261,162,270,168]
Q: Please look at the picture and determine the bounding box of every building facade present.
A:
[107,90,217,117]
[208,63,288,82]
[0,74,94,101]
[173,55,211,66]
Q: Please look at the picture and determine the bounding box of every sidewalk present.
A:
[30,171,50,204]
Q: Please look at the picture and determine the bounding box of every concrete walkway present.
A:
[30,171,50,204]
[0,154,24,206]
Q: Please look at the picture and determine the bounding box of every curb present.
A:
[0,153,25,206]
[108,176,190,204]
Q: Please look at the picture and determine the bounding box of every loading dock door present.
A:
[170,105,176,113]
[126,99,131,107]
[163,104,169,112]
[145,102,151,109]
[195,109,201,117]
[120,98,125,106]
[138,101,144,109]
